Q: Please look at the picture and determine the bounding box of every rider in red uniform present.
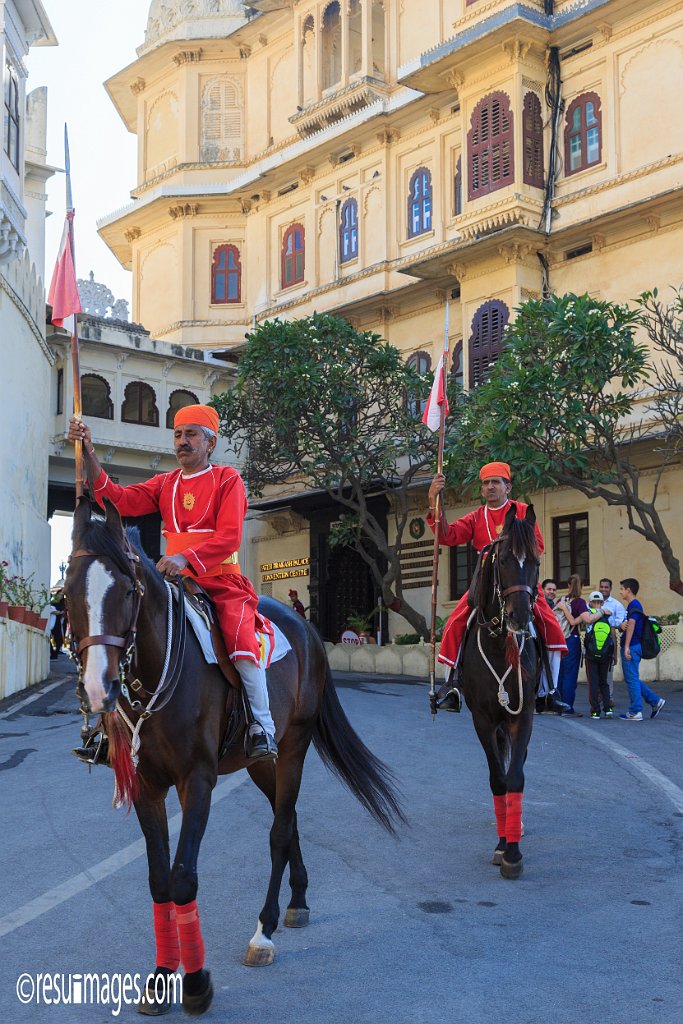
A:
[68,404,278,760]
[427,461,567,711]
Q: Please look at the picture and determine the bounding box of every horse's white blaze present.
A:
[517,555,526,569]
[83,561,115,711]
[248,920,274,950]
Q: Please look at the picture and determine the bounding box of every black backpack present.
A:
[583,613,614,661]
[639,613,662,660]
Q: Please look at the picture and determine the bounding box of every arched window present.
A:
[454,154,462,216]
[469,301,509,388]
[468,92,514,200]
[339,198,359,263]
[523,92,544,188]
[322,2,342,91]
[406,350,432,418]
[201,77,242,162]
[122,382,159,426]
[211,244,241,304]
[166,389,199,429]
[281,223,305,288]
[4,63,20,171]
[372,1,386,78]
[450,341,464,390]
[81,374,113,420]
[302,15,316,105]
[565,92,602,175]
[349,0,362,76]
[407,167,432,238]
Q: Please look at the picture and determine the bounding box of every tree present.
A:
[639,286,683,462]
[446,292,683,595]
[212,313,447,637]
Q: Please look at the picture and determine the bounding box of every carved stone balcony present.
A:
[289,78,389,138]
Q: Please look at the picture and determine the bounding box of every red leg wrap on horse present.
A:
[505,792,523,843]
[153,902,180,971]
[175,900,205,973]
[493,794,507,839]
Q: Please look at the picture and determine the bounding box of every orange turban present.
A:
[174,404,219,434]
[479,461,511,482]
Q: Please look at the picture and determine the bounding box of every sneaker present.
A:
[605,709,614,718]
[651,698,666,719]
[590,711,600,719]
[619,712,643,721]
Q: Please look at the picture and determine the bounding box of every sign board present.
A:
[341,630,361,645]
[260,557,310,582]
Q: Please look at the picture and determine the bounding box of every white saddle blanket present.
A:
[182,597,292,670]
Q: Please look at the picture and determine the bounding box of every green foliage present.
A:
[212,312,434,497]
[346,607,379,633]
[393,633,421,645]
[446,293,649,493]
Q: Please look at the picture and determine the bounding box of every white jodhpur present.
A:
[538,649,561,696]
[236,659,276,737]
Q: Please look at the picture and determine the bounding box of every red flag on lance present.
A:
[50,125,85,498]
[47,210,82,328]
[421,353,450,432]
[427,302,450,715]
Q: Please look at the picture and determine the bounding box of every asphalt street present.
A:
[1,656,681,1024]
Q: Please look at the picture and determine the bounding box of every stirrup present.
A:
[436,686,462,713]
[72,732,109,766]
[245,725,278,761]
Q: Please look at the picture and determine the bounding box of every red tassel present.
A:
[154,902,180,971]
[107,710,139,812]
[505,632,520,669]
[493,794,507,839]
[175,899,205,974]
[505,792,523,843]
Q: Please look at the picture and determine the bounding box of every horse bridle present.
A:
[67,541,146,690]
[478,537,538,637]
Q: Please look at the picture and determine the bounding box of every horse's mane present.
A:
[505,517,540,563]
[75,518,164,595]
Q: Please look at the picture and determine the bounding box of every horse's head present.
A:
[493,503,540,635]
[65,497,144,714]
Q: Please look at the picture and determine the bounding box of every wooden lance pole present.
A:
[64,125,84,499]
[428,302,450,716]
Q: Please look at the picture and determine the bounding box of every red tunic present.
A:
[93,465,270,664]
[427,500,567,667]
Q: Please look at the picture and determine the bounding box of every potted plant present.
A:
[346,608,379,644]
[5,576,27,623]
[0,560,9,618]
[33,584,52,631]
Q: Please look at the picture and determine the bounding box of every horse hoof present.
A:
[137,970,172,1016]
[491,849,504,866]
[243,943,275,967]
[182,969,213,1016]
[284,907,310,928]
[500,855,523,880]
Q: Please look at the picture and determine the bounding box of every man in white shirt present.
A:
[599,577,626,698]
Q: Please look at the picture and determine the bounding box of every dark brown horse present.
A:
[64,497,404,1015]
[459,503,540,880]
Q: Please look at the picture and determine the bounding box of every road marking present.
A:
[0,772,248,938]
[567,721,683,814]
[0,680,65,720]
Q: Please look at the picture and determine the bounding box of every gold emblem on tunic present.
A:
[183,493,196,511]
[495,524,503,535]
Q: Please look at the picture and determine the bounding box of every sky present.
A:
[29,1,151,581]
[27,0,150,308]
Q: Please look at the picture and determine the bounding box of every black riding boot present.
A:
[72,732,110,766]
[435,670,462,713]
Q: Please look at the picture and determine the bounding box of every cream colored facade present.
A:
[99,0,683,635]
[0,0,57,695]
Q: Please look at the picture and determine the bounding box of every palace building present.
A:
[97,0,683,639]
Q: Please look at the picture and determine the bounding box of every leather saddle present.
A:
[181,578,242,691]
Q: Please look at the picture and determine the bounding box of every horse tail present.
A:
[312,660,407,834]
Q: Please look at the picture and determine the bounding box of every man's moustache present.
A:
[176,447,194,454]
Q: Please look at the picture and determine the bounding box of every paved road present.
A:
[1,657,681,1023]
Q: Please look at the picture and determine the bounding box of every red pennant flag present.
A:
[422,354,449,432]
[48,211,82,328]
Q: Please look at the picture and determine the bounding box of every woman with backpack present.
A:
[555,574,589,715]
